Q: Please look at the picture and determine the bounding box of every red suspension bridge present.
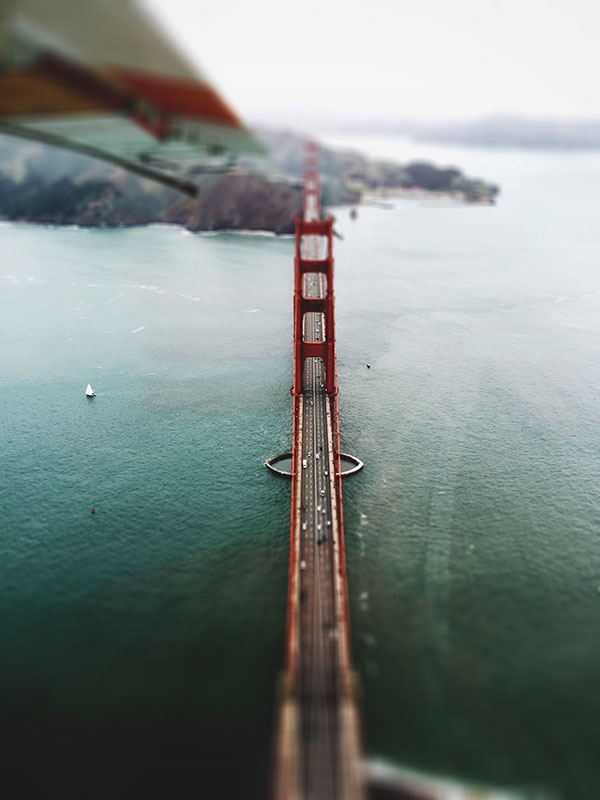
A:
[272,144,365,800]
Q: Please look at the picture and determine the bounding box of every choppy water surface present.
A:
[2,145,600,798]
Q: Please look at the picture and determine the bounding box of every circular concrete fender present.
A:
[265,452,364,478]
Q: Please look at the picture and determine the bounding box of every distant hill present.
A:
[340,116,600,150]
[0,128,499,233]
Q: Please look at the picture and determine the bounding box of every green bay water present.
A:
[2,145,600,798]
[1,226,293,797]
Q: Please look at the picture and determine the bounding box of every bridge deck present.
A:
[280,238,362,799]
[274,147,363,800]
[299,268,339,798]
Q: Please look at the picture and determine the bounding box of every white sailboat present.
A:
[85,383,96,397]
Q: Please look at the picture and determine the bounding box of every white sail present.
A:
[85,383,95,396]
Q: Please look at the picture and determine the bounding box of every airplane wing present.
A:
[0,0,264,194]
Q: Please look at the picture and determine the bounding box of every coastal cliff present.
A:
[162,174,300,234]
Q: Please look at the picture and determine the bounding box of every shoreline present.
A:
[0,180,495,237]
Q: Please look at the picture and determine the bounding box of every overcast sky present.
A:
[143,0,600,127]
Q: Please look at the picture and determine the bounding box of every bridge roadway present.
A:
[300,270,336,798]
[274,149,363,798]
[292,231,361,799]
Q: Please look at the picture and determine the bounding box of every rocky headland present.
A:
[0,128,499,233]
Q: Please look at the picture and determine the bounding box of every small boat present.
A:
[85,383,96,397]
